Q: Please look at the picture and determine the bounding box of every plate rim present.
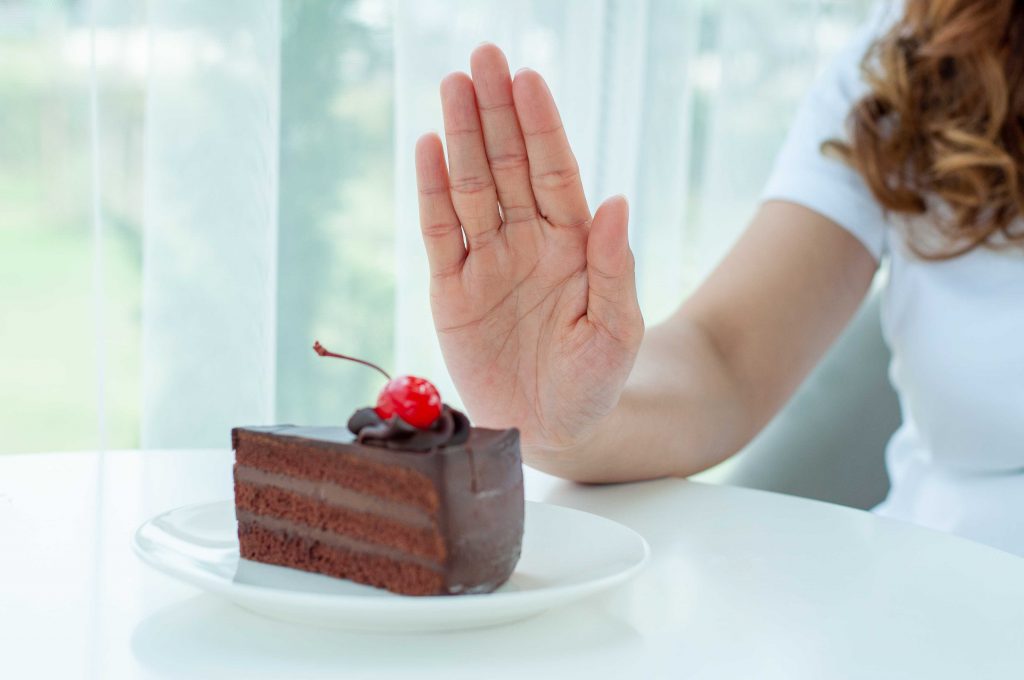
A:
[132,498,650,611]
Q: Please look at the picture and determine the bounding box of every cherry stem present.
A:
[312,341,391,381]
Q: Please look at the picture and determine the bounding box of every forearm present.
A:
[419,53,879,485]
[524,202,877,484]
[524,315,751,482]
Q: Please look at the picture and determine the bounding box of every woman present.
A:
[413,1,1024,554]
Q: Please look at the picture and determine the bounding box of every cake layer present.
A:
[238,516,445,596]
[234,428,440,513]
[235,478,446,562]
[237,511,443,569]
[234,464,433,528]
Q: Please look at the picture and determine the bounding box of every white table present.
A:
[2,449,1022,679]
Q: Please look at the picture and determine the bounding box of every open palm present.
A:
[415,44,643,452]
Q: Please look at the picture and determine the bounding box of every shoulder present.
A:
[805,1,901,132]
[760,1,902,262]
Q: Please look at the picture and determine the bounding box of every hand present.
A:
[415,44,644,453]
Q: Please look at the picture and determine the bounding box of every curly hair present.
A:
[826,0,1024,258]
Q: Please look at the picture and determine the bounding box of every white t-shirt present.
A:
[762,5,1024,555]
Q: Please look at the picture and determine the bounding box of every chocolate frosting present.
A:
[347,404,471,451]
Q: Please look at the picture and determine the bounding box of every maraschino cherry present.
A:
[313,341,442,428]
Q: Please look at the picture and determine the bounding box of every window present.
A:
[0,0,872,453]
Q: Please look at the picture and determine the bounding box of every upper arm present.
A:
[676,4,893,436]
[678,200,878,437]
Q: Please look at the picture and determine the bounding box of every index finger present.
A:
[512,69,591,229]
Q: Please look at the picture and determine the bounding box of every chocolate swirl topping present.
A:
[347,404,470,451]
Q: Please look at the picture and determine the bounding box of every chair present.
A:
[714,291,900,510]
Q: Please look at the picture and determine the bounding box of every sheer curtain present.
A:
[1,0,871,454]
[392,0,701,405]
[393,0,873,406]
[140,0,281,448]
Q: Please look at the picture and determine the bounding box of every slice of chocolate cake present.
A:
[233,404,523,596]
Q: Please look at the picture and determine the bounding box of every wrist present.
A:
[520,405,624,483]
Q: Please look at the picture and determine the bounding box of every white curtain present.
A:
[393,0,873,407]
[392,0,698,406]
[140,0,281,448]
[3,0,872,453]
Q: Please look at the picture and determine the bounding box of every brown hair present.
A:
[827,0,1024,258]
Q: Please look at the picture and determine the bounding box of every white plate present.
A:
[132,500,649,632]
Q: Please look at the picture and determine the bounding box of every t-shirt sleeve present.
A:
[760,4,895,260]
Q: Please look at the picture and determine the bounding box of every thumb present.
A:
[586,195,643,345]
